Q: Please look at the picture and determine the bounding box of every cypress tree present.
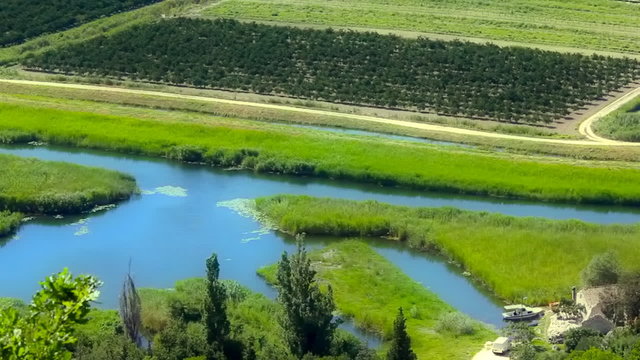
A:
[204,253,230,360]
[277,235,337,358]
[387,308,417,360]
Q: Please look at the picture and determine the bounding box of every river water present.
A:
[1,144,638,339]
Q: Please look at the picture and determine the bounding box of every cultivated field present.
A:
[26,19,640,124]
[204,0,640,55]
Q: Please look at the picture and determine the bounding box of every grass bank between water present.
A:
[259,240,495,359]
[2,103,640,206]
[255,195,640,304]
[0,153,136,215]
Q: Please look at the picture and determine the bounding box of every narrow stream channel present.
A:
[1,144,638,340]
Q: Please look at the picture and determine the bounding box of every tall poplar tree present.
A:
[204,253,230,360]
[276,236,337,358]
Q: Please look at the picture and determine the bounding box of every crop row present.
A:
[25,18,640,123]
[0,0,162,47]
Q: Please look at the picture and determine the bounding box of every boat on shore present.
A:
[502,304,544,321]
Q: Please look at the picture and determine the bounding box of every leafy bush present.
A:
[564,328,603,353]
[434,312,475,336]
[581,252,621,287]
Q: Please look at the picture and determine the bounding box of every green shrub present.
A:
[565,328,603,353]
[434,312,476,336]
[581,252,621,287]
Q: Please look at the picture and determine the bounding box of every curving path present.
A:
[578,85,640,145]
[1,79,639,147]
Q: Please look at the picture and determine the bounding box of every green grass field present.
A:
[3,103,640,206]
[259,240,495,359]
[0,153,136,215]
[594,95,640,142]
[203,0,640,55]
[255,195,640,303]
[5,82,640,163]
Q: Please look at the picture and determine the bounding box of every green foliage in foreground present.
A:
[0,152,136,214]
[277,239,338,357]
[255,195,640,303]
[594,96,640,142]
[3,103,640,206]
[0,269,101,360]
[0,211,22,237]
[259,240,495,360]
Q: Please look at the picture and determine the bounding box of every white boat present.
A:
[502,305,544,321]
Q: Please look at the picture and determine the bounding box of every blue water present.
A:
[0,144,638,335]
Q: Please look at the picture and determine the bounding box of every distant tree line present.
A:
[0,0,161,47]
[25,18,640,123]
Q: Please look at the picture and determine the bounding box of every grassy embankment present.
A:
[5,82,640,163]
[204,0,640,56]
[259,240,495,359]
[594,95,640,142]
[3,103,640,205]
[0,153,136,237]
[255,195,640,304]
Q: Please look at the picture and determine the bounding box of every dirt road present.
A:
[1,79,639,147]
[578,86,640,144]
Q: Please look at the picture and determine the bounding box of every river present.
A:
[1,144,638,339]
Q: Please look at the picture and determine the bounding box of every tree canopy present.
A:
[0,0,161,47]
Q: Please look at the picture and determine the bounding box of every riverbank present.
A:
[0,153,136,215]
[259,240,495,359]
[0,212,22,238]
[0,153,136,237]
[254,195,640,304]
[2,103,640,206]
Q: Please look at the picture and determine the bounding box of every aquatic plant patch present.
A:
[255,195,640,303]
[0,153,136,215]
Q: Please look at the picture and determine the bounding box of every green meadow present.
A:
[259,240,495,359]
[255,195,640,303]
[204,0,640,55]
[2,103,640,205]
[0,153,136,215]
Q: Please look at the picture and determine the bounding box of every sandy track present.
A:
[1,79,639,147]
[578,86,640,144]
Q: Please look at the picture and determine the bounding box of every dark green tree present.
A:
[204,254,230,360]
[387,308,417,360]
[277,236,337,358]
